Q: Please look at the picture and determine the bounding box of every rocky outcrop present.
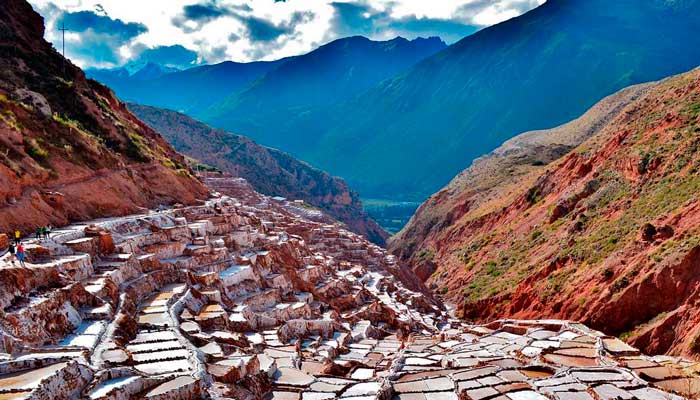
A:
[390,68,700,359]
[128,103,389,245]
[0,0,208,235]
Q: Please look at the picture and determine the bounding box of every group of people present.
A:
[6,230,26,267]
[35,225,52,241]
[4,226,54,267]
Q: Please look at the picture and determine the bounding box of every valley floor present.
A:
[362,199,421,234]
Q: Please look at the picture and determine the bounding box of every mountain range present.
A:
[199,36,447,152]
[86,35,446,124]
[292,0,700,199]
[88,0,700,204]
[87,61,180,83]
[86,58,290,114]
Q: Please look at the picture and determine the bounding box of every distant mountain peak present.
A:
[128,61,181,80]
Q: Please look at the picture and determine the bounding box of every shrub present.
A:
[601,267,614,280]
[125,132,150,162]
[26,139,48,161]
[485,261,502,277]
[526,186,542,204]
[610,275,630,293]
[417,249,435,261]
[690,333,700,353]
[52,113,80,129]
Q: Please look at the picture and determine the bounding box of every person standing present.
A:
[45,225,52,240]
[16,243,26,268]
[14,230,20,244]
[7,242,16,265]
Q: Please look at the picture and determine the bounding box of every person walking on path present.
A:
[14,230,20,244]
[35,227,43,242]
[45,225,52,240]
[16,243,26,268]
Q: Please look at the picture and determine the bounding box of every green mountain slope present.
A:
[279,0,700,200]
[200,36,446,151]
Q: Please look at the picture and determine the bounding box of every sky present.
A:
[29,0,545,70]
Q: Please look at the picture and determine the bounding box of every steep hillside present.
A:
[86,58,290,113]
[390,81,655,276]
[281,0,700,200]
[129,103,389,245]
[391,68,700,359]
[200,36,446,152]
[0,0,208,234]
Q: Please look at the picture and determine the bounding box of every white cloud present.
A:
[29,0,544,68]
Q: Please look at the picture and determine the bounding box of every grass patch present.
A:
[125,132,151,162]
[25,138,49,161]
[417,248,435,262]
[52,113,80,130]
[619,331,633,341]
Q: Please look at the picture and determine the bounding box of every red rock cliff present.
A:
[0,0,208,234]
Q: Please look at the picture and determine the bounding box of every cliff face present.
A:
[128,103,389,245]
[390,68,700,358]
[0,0,208,234]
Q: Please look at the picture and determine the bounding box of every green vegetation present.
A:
[484,260,502,277]
[526,186,542,205]
[690,333,700,353]
[601,267,614,280]
[637,150,656,174]
[458,239,486,266]
[610,276,630,293]
[530,230,543,241]
[25,138,48,161]
[362,198,420,234]
[619,331,633,341]
[417,248,435,262]
[539,267,575,302]
[464,260,476,271]
[176,168,191,178]
[52,113,80,130]
[0,109,22,131]
[682,99,700,117]
[125,132,151,162]
[188,158,222,173]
